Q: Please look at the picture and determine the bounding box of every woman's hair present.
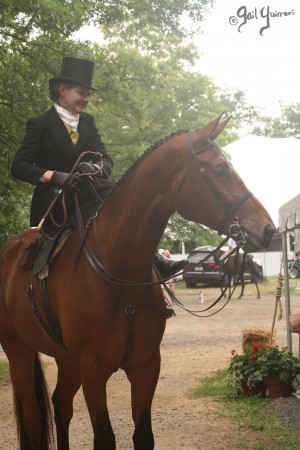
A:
[49,81,77,102]
[49,82,61,102]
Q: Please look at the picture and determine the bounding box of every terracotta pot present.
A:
[241,381,267,397]
[264,377,292,398]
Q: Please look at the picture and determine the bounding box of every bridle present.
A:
[188,130,253,233]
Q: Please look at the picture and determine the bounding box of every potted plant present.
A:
[258,345,300,397]
[227,344,266,396]
[227,344,300,398]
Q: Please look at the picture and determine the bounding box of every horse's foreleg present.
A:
[81,360,116,450]
[126,350,161,450]
[52,358,81,450]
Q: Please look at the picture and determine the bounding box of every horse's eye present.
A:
[215,165,229,177]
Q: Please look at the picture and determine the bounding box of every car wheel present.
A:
[185,281,196,288]
[289,268,300,279]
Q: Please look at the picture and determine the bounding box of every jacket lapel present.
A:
[75,114,90,153]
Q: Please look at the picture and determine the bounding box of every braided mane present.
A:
[111,129,188,195]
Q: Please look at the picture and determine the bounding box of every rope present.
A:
[270,272,284,345]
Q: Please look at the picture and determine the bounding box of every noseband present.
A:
[188,130,253,234]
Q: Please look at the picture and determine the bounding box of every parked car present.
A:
[183,246,225,288]
[183,246,263,288]
[288,261,300,279]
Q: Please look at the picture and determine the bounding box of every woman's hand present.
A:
[51,171,81,192]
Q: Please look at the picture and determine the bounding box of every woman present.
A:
[11,56,114,234]
[12,56,186,279]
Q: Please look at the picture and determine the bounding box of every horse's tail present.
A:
[14,352,54,450]
[247,256,265,283]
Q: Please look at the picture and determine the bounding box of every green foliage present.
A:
[249,102,300,138]
[257,346,300,381]
[279,103,300,138]
[227,345,265,390]
[159,213,222,253]
[98,0,215,36]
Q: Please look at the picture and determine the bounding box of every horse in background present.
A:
[214,249,265,299]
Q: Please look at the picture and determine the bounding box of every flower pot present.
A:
[264,377,292,398]
[241,381,267,397]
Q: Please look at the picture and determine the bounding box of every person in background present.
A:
[228,237,237,250]
[158,249,185,306]
[162,249,176,298]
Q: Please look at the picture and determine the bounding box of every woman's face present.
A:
[58,84,92,114]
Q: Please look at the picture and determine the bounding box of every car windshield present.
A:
[188,252,212,264]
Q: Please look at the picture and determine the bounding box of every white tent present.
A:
[225,135,300,227]
[278,194,300,351]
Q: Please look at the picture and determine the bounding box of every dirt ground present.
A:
[0,284,299,449]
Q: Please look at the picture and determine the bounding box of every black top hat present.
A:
[49,56,97,91]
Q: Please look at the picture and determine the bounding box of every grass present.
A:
[0,358,10,385]
[190,369,300,450]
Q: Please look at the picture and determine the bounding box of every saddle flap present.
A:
[18,238,42,269]
[32,227,72,275]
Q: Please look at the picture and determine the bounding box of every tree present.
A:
[159,213,222,254]
[278,103,300,138]
[89,31,239,177]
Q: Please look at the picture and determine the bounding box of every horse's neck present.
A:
[96,142,185,278]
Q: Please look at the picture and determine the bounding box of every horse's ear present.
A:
[209,113,232,140]
[195,112,231,142]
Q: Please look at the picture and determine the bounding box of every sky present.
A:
[196,0,300,116]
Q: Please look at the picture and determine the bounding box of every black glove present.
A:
[51,171,81,192]
[77,162,101,175]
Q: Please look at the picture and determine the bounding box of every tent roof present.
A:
[278,194,300,232]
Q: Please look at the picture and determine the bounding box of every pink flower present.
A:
[249,354,257,361]
[231,349,236,355]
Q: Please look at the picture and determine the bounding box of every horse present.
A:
[0,115,275,450]
[214,249,265,299]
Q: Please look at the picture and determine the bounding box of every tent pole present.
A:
[282,232,292,352]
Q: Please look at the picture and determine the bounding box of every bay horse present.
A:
[214,249,265,299]
[0,115,275,450]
